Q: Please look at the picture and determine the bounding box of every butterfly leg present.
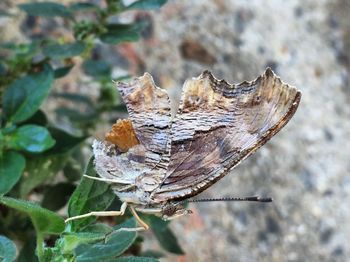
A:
[107,206,150,237]
[83,174,130,184]
[65,202,128,223]
[129,206,149,230]
[83,175,135,191]
[163,209,193,221]
[103,206,149,242]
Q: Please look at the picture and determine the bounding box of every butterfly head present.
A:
[161,202,193,220]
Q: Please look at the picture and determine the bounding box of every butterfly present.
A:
[66,68,301,231]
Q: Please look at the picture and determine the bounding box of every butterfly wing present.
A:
[116,73,172,169]
[93,74,172,195]
[151,68,301,202]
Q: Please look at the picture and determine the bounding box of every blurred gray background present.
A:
[3,0,350,261]
[131,1,350,261]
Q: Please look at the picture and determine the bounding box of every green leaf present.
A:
[52,92,93,106]
[0,151,25,195]
[85,223,114,234]
[22,110,48,126]
[44,127,86,155]
[0,42,17,50]
[43,42,86,59]
[141,250,164,259]
[0,9,12,17]
[70,2,99,12]
[19,154,67,197]
[0,235,17,262]
[0,196,65,235]
[7,125,55,153]
[41,247,65,262]
[74,218,137,262]
[2,66,54,123]
[99,24,142,45]
[99,82,118,106]
[82,59,111,78]
[125,0,167,10]
[148,216,184,254]
[111,257,158,262]
[67,158,115,231]
[0,62,6,75]
[62,223,113,253]
[111,104,128,113]
[54,65,74,78]
[17,237,38,262]
[18,2,73,19]
[63,157,83,182]
[42,183,76,211]
[1,42,39,56]
[55,107,98,123]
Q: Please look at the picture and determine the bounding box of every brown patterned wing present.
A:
[151,68,301,203]
[93,74,172,195]
[116,73,172,170]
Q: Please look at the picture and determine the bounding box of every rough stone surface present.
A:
[131,0,350,261]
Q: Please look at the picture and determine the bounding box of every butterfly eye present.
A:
[162,203,186,218]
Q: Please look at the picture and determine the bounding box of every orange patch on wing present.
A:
[105,119,139,152]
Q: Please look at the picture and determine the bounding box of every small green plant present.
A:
[0,1,184,261]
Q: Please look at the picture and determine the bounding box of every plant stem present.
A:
[36,233,44,262]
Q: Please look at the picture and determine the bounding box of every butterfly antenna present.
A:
[188,196,273,203]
